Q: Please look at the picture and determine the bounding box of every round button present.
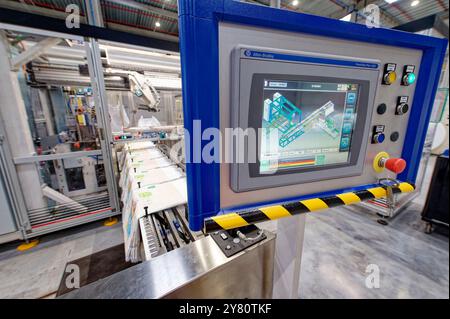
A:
[396,103,409,115]
[385,158,407,174]
[403,73,416,86]
[377,103,387,115]
[373,133,385,144]
[390,132,400,142]
[384,71,397,85]
[233,238,240,244]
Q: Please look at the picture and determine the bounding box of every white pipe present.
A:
[0,32,46,210]
[11,37,62,71]
[42,185,87,212]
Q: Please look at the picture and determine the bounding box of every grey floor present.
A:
[299,205,449,298]
[299,155,449,299]
[0,221,123,298]
[0,156,448,299]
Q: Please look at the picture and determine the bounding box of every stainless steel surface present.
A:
[60,232,275,299]
[273,215,305,299]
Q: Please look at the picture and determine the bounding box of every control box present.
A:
[178,0,448,230]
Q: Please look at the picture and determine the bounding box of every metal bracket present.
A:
[379,178,400,218]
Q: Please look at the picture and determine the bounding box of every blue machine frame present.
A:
[178,0,448,231]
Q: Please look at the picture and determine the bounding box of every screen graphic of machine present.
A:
[260,80,360,174]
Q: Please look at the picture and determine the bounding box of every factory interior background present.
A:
[0,0,448,301]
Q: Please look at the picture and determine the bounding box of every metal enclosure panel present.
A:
[163,235,274,299]
[219,22,422,209]
[0,169,17,235]
[60,233,275,299]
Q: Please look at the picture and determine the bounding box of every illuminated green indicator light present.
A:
[407,73,416,85]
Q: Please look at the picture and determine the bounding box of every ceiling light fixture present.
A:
[155,21,161,28]
[384,0,398,4]
[411,0,420,6]
[292,0,299,6]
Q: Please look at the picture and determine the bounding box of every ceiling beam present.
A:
[0,0,178,42]
[0,7,179,52]
[84,0,104,27]
[394,13,449,39]
[106,0,178,20]
[433,14,449,38]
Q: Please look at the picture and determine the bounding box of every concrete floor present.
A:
[299,205,449,298]
[299,154,449,299]
[0,156,448,299]
[0,220,123,298]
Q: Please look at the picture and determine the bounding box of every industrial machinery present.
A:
[0,25,182,243]
[0,0,447,300]
[57,0,447,299]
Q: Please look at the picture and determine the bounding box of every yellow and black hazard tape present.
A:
[204,182,415,233]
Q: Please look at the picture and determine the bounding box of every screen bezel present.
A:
[248,74,371,178]
[230,49,380,193]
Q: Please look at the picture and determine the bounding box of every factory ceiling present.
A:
[0,0,448,43]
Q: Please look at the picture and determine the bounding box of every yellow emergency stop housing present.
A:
[373,151,390,173]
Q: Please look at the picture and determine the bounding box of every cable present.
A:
[236,229,264,241]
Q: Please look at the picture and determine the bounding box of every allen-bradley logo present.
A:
[244,50,252,57]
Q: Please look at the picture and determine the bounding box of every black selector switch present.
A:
[377,103,387,115]
[396,96,409,115]
[390,132,400,142]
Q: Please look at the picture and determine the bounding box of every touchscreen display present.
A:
[260,79,360,174]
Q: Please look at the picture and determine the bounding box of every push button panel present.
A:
[370,59,418,179]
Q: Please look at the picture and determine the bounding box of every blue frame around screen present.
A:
[178,0,448,231]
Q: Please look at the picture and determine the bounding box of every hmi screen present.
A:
[260,79,360,174]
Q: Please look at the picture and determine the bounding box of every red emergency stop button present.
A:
[384,158,407,174]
